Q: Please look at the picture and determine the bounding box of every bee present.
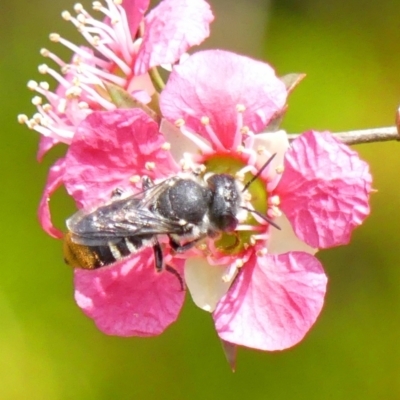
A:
[63,155,279,285]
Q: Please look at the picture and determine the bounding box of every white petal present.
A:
[268,213,317,255]
[185,257,232,312]
[249,129,289,185]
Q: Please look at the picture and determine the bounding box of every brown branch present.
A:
[287,126,400,145]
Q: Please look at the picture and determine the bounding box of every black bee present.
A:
[63,155,278,282]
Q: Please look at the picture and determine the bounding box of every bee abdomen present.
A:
[63,232,153,269]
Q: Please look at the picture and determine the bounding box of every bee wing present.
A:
[66,178,184,246]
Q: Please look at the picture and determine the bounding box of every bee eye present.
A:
[218,214,238,232]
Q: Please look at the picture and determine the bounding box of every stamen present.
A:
[175,120,213,155]
[235,224,264,232]
[269,195,280,206]
[269,206,282,218]
[222,259,244,283]
[201,116,225,150]
[231,105,245,149]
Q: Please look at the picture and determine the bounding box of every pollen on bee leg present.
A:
[222,259,244,283]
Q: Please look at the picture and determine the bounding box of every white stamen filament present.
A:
[175,121,213,155]
[201,117,225,151]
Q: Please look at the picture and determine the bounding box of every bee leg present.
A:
[153,241,184,291]
[165,265,185,291]
[111,187,124,199]
[153,240,164,272]
[169,236,205,253]
[142,176,155,190]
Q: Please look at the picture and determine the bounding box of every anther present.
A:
[77,14,86,24]
[17,114,28,124]
[74,3,84,12]
[92,1,102,10]
[114,0,123,5]
[175,118,185,127]
[256,248,267,257]
[236,145,245,154]
[65,86,82,98]
[256,145,266,155]
[39,82,50,90]
[40,48,50,57]
[38,64,49,74]
[49,33,61,42]
[129,175,141,183]
[78,101,89,109]
[161,142,171,150]
[145,162,155,171]
[236,104,246,112]
[61,11,72,20]
[27,80,38,90]
[240,126,249,135]
[269,195,280,206]
[32,96,42,106]
[201,116,210,125]
[91,36,100,46]
[270,206,282,218]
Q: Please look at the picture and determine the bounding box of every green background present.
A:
[2,0,400,398]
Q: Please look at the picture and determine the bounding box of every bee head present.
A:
[207,174,240,232]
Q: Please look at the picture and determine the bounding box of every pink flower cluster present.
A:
[19,0,372,355]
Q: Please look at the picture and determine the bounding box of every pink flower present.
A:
[36,48,372,351]
[159,49,371,350]
[18,0,213,159]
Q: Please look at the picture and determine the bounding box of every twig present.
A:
[287,126,400,145]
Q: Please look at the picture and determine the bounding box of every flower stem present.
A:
[287,126,400,145]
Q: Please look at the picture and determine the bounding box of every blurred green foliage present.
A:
[2,0,400,398]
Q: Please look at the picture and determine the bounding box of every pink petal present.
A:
[121,0,150,34]
[134,0,214,75]
[74,248,185,336]
[37,136,58,161]
[275,131,372,248]
[213,252,327,351]
[160,50,287,150]
[63,109,179,209]
[38,158,65,238]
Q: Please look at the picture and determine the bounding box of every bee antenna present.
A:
[241,153,277,193]
[240,206,281,230]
